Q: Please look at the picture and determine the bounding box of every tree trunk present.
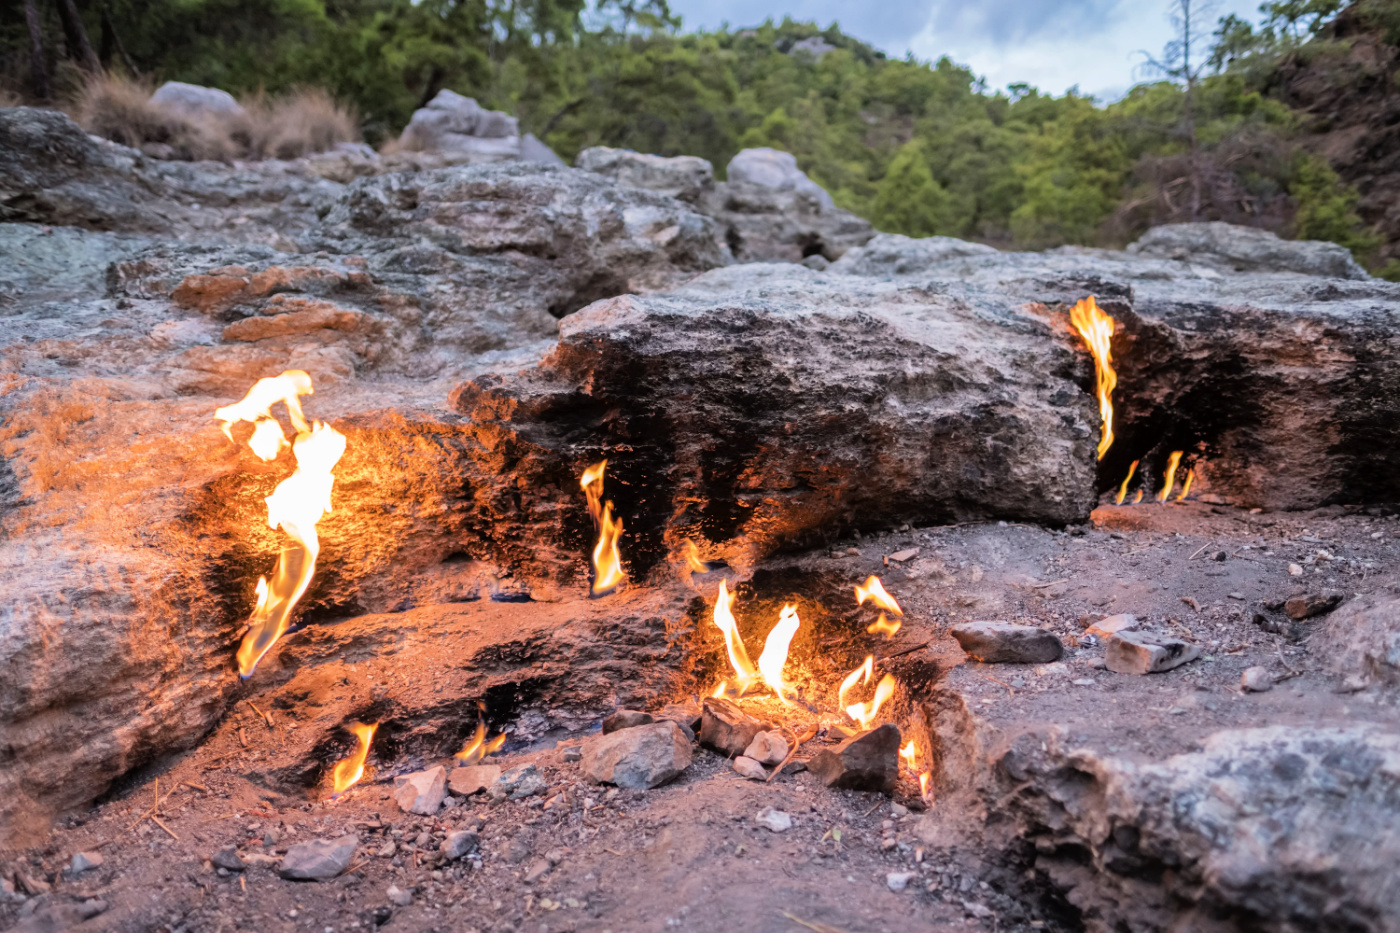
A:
[56,0,103,75]
[99,0,140,76]
[24,0,50,100]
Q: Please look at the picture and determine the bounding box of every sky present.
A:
[667,0,1263,101]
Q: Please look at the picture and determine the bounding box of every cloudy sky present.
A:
[667,0,1263,101]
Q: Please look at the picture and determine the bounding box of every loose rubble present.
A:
[950,622,1064,664]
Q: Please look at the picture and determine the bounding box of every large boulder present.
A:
[726,147,834,210]
[1127,221,1369,280]
[397,90,537,163]
[149,81,245,120]
[576,146,714,202]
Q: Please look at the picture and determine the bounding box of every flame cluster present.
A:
[709,581,803,702]
[856,575,903,638]
[1113,450,1197,505]
[581,461,627,596]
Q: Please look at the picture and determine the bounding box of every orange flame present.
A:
[899,739,917,771]
[1115,459,1139,505]
[867,614,901,638]
[580,461,626,595]
[1132,489,1144,504]
[219,372,347,678]
[919,772,931,800]
[682,539,709,573]
[856,575,903,639]
[838,655,874,711]
[455,721,507,765]
[1069,296,1117,460]
[331,722,376,795]
[845,673,896,731]
[711,580,759,696]
[1158,451,1183,502]
[1176,467,1195,501]
[756,604,801,702]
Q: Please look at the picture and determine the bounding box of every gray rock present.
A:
[68,851,102,874]
[788,36,836,59]
[576,146,714,202]
[393,766,447,815]
[950,622,1063,664]
[561,745,583,763]
[519,133,566,167]
[398,90,520,159]
[211,845,245,872]
[830,233,998,277]
[447,765,501,797]
[386,883,413,906]
[439,829,479,861]
[1105,630,1201,674]
[149,81,245,119]
[491,763,547,800]
[1285,590,1346,620]
[732,755,767,780]
[698,181,872,262]
[807,723,901,792]
[1127,222,1368,279]
[602,709,654,734]
[698,697,770,757]
[743,730,789,766]
[523,857,551,883]
[754,806,792,832]
[1312,592,1400,688]
[726,147,834,210]
[1241,666,1274,692]
[582,720,692,789]
[886,871,915,892]
[278,836,357,880]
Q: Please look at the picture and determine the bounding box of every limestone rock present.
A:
[1285,590,1346,620]
[211,845,245,872]
[386,884,413,906]
[602,709,654,734]
[447,765,501,798]
[398,90,520,160]
[1241,666,1274,692]
[393,766,447,815]
[519,133,566,167]
[698,181,872,263]
[68,851,102,874]
[950,622,1063,664]
[576,146,714,202]
[1105,630,1201,674]
[439,830,479,861]
[830,233,998,277]
[732,756,767,780]
[698,698,770,757]
[807,723,900,792]
[726,148,834,210]
[581,720,692,789]
[149,82,245,119]
[278,836,357,880]
[743,730,789,766]
[1127,222,1369,279]
[1312,593,1400,688]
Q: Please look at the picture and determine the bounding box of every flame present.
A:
[712,581,760,695]
[683,539,709,573]
[756,604,801,702]
[455,721,507,765]
[1158,450,1183,502]
[856,575,903,639]
[919,772,931,799]
[331,722,376,795]
[580,461,626,595]
[867,614,901,638]
[219,373,347,678]
[899,739,917,771]
[838,655,874,711]
[1069,296,1118,460]
[1176,467,1195,501]
[1115,460,1139,505]
[845,673,896,731]
[1132,489,1144,504]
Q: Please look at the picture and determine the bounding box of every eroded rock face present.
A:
[698,182,873,263]
[576,147,714,203]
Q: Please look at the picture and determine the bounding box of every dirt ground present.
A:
[4,498,1397,933]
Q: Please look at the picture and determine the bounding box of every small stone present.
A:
[1288,563,1304,576]
[602,710,654,734]
[523,858,552,883]
[561,746,583,763]
[211,845,245,872]
[242,852,280,869]
[502,836,532,864]
[491,763,548,800]
[394,766,447,815]
[845,547,861,556]
[742,730,789,766]
[887,871,916,892]
[386,884,413,907]
[583,721,692,789]
[950,622,1063,663]
[732,756,768,781]
[545,847,566,865]
[76,898,108,920]
[657,701,703,733]
[699,697,771,757]
[278,836,358,881]
[1241,667,1274,692]
[1085,614,1137,639]
[448,764,501,797]
[1284,590,1345,620]
[440,830,479,861]
[414,830,432,848]
[1105,630,1201,675]
[69,851,103,874]
[754,807,792,832]
[806,723,901,792]
[888,548,920,562]
[376,841,396,858]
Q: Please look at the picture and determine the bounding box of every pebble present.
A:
[69,851,103,874]
[754,807,792,833]
[211,845,245,872]
[561,746,583,763]
[1288,563,1304,576]
[732,756,768,781]
[386,884,413,907]
[1105,630,1201,674]
[394,766,447,815]
[491,763,548,800]
[887,871,916,892]
[1241,666,1274,692]
[440,830,479,861]
[524,858,552,883]
[743,730,789,766]
[278,836,358,881]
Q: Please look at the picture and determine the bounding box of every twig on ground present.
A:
[767,725,818,783]
[1188,543,1212,560]
[151,815,179,841]
[780,911,851,933]
[1031,579,1069,589]
[246,700,273,728]
[985,675,1016,695]
[877,642,931,662]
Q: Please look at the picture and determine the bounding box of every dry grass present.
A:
[73,73,358,162]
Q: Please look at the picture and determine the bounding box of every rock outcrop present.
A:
[576,146,714,203]
[396,90,564,166]
[149,81,245,119]
[1126,221,1369,279]
[726,147,834,210]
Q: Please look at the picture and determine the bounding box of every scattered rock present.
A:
[582,720,693,789]
[1241,666,1274,692]
[887,548,920,562]
[397,90,520,161]
[886,871,916,892]
[278,836,357,881]
[561,746,583,763]
[68,851,102,874]
[1285,590,1345,620]
[806,723,901,792]
[242,853,280,869]
[149,81,245,119]
[1289,563,1305,576]
[1085,613,1137,639]
[754,807,792,833]
[394,766,447,815]
[732,756,768,781]
[1105,630,1201,675]
[950,622,1063,664]
[491,764,547,800]
[602,709,654,734]
[742,730,789,766]
[386,884,413,907]
[830,233,997,276]
[1127,222,1368,279]
[698,697,771,757]
[658,701,703,733]
[448,764,502,797]
[439,830,479,861]
[211,846,245,872]
[523,858,552,883]
[76,898,108,920]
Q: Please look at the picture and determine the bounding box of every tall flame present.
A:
[756,604,801,702]
[845,673,896,731]
[331,722,376,795]
[712,581,760,695]
[1069,296,1118,460]
[899,739,917,771]
[1176,467,1195,501]
[1158,450,1183,502]
[218,372,347,678]
[456,721,507,765]
[838,656,874,711]
[580,461,626,595]
[1115,459,1139,505]
[856,575,904,639]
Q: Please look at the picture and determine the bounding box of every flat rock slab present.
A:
[698,698,772,757]
[950,622,1063,664]
[1286,590,1345,620]
[1085,614,1137,639]
[393,766,447,815]
[278,836,357,880]
[447,765,501,798]
[807,723,901,792]
[581,721,692,789]
[1105,630,1201,674]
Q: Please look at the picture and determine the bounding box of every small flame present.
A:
[856,575,903,639]
[899,739,917,771]
[220,372,347,678]
[1115,460,1139,505]
[580,461,626,595]
[1132,489,1144,504]
[1069,296,1118,460]
[1158,450,1183,502]
[455,721,507,765]
[331,722,376,795]
[845,673,896,731]
[1176,467,1195,501]
[867,614,901,638]
[711,580,760,696]
[756,604,801,702]
[838,655,874,711]
[683,539,709,573]
[919,772,931,800]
